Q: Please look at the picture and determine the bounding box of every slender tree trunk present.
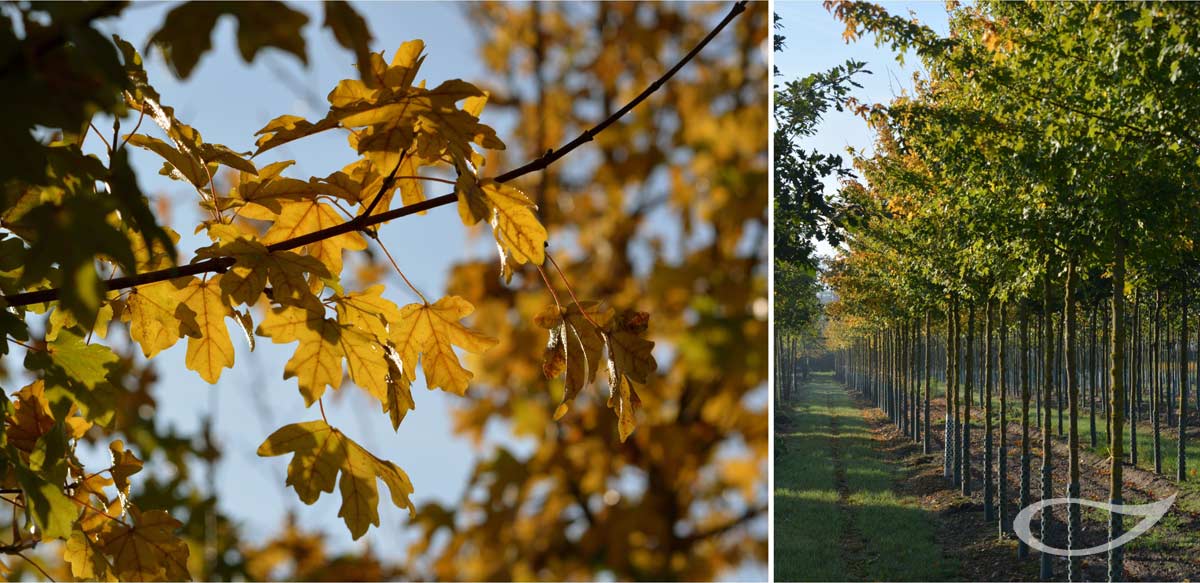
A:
[1018,308,1032,559]
[952,301,962,486]
[925,310,932,455]
[963,302,975,497]
[1040,260,1055,580]
[1132,292,1140,466]
[1091,306,1098,449]
[1108,238,1127,581]
[1154,290,1162,474]
[999,300,1009,538]
[1179,299,1188,482]
[984,298,995,521]
[1065,259,1081,581]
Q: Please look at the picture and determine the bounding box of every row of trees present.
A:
[821,1,1200,580]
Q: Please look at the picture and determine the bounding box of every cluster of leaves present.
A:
[0,0,678,578]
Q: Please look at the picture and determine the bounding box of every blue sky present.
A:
[774,0,950,260]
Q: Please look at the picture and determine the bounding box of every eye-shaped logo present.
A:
[1013,494,1176,556]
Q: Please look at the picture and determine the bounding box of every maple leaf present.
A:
[485,181,547,266]
[35,330,119,389]
[98,508,191,581]
[177,276,235,383]
[66,528,111,581]
[384,345,415,430]
[253,115,341,157]
[604,311,657,442]
[534,302,613,419]
[197,226,328,309]
[333,285,403,342]
[339,326,389,405]
[12,462,77,540]
[390,296,497,395]
[227,160,344,215]
[109,440,144,506]
[257,306,345,406]
[257,420,416,540]
[260,200,368,277]
[124,279,189,358]
[6,381,56,452]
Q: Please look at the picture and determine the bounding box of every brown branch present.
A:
[681,504,767,544]
[0,0,749,309]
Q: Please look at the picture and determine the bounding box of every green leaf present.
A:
[12,458,76,540]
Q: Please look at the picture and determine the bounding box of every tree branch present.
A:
[0,0,749,309]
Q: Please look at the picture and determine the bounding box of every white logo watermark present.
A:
[1012,495,1176,556]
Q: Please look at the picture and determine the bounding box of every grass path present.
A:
[774,372,957,581]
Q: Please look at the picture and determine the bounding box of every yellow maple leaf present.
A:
[333,285,403,342]
[177,276,235,383]
[124,279,189,358]
[257,420,416,540]
[389,296,497,395]
[339,326,389,404]
[261,200,368,277]
[257,306,344,406]
[485,181,546,266]
[98,508,191,581]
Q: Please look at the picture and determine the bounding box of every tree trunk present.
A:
[1065,259,1081,580]
[1040,259,1055,580]
[1108,238,1126,581]
[1018,307,1031,560]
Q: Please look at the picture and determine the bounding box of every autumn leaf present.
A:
[339,326,389,404]
[604,311,656,442]
[534,302,612,419]
[148,0,309,79]
[177,276,235,383]
[125,279,189,358]
[109,440,143,505]
[261,200,368,277]
[390,296,497,395]
[257,306,344,406]
[257,420,416,539]
[98,508,191,581]
[197,226,328,309]
[253,115,341,157]
[384,345,415,430]
[6,381,58,452]
[333,285,403,342]
[322,1,373,82]
[66,528,111,580]
[485,181,547,266]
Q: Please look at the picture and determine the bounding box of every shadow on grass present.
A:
[775,373,959,581]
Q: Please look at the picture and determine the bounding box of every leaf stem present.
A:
[318,397,329,424]
[546,250,603,330]
[534,263,563,310]
[371,234,428,304]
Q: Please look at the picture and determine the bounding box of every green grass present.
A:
[775,373,958,581]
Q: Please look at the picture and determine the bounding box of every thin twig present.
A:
[15,551,55,581]
[0,1,749,309]
[89,122,114,155]
[117,106,148,152]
